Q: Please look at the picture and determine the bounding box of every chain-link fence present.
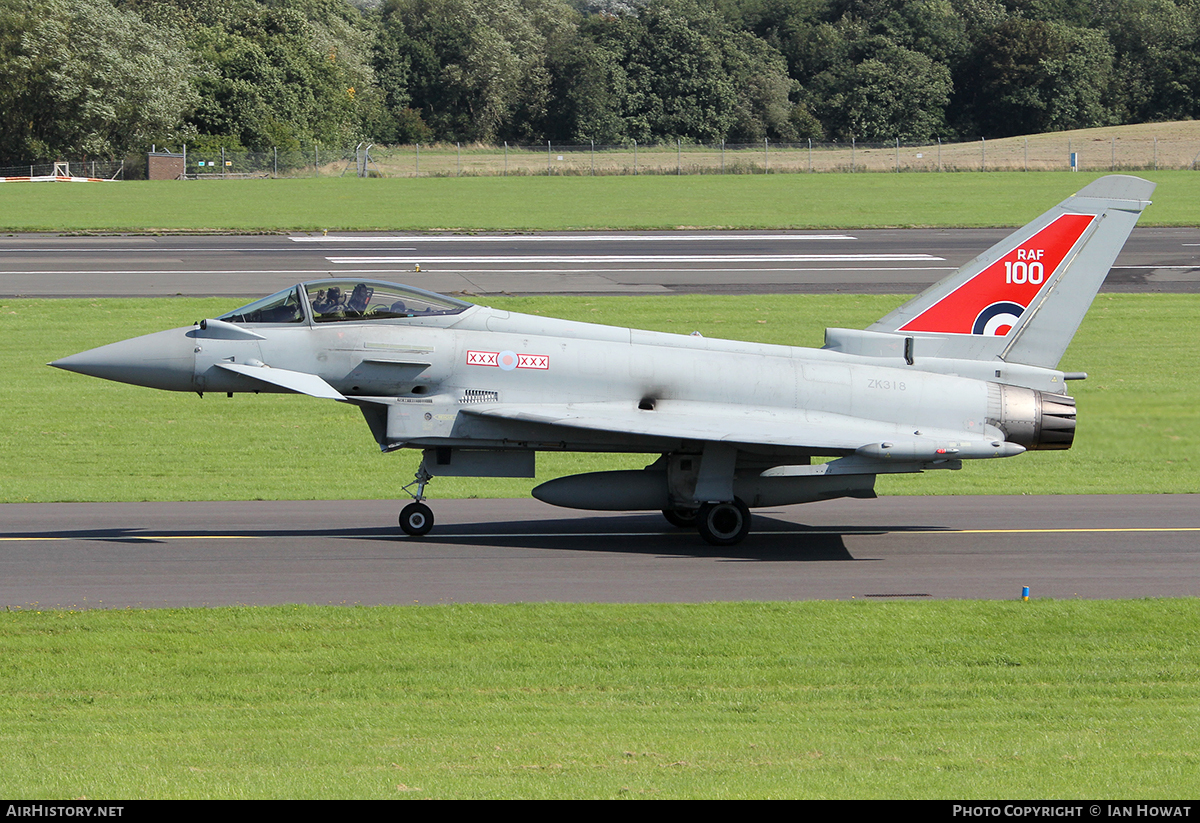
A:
[176,136,1200,178]
[0,160,125,179]
[8,134,1198,181]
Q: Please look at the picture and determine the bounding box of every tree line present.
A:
[3,0,1199,162]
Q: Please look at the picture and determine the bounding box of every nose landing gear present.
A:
[399,465,435,536]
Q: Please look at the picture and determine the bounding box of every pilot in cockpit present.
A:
[311,286,345,317]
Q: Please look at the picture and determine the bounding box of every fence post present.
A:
[547,141,551,175]
[981,137,985,172]
[1024,137,1028,172]
[677,138,681,175]
[591,140,595,176]
[895,137,899,172]
[1154,136,1158,170]
[851,138,855,172]
[634,140,638,175]
[1111,136,1115,170]
[721,139,725,174]
[416,143,419,176]
[221,147,226,178]
[937,137,941,172]
[808,138,812,172]
[457,142,461,176]
[764,138,768,173]
[274,147,277,178]
[504,142,508,176]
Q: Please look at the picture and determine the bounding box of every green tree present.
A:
[0,0,195,160]
[551,35,632,142]
[578,0,797,142]
[379,0,578,142]
[808,41,951,140]
[1099,0,1200,123]
[955,18,1115,136]
[184,1,373,149]
[725,30,801,140]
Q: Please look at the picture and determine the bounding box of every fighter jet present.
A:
[51,175,1153,545]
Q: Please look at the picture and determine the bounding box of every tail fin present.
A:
[868,175,1154,368]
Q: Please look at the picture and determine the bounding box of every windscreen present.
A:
[218,286,305,323]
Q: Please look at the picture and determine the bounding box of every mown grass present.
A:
[2,600,1198,799]
[4,293,1196,503]
[0,170,1195,232]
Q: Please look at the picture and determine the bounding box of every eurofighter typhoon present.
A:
[52,175,1153,545]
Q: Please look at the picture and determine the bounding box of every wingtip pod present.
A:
[868,174,1154,369]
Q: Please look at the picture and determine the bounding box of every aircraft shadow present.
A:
[397,513,953,561]
[2,513,951,563]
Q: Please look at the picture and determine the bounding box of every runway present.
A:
[7,229,1197,608]
[2,227,1198,297]
[2,496,1197,608]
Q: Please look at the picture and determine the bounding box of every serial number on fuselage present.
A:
[866,379,907,391]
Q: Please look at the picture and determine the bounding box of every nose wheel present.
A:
[399,465,435,537]
[399,501,434,536]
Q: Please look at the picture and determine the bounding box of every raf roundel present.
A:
[497,350,518,371]
[972,301,1025,336]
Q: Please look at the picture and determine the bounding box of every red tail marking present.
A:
[899,213,1095,335]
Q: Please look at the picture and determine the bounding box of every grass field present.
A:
[3,292,1196,503]
[4,166,1197,800]
[0,170,1195,232]
[2,600,1198,798]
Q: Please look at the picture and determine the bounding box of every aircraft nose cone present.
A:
[50,327,196,392]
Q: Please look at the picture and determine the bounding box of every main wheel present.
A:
[696,498,751,546]
[399,501,434,536]
[662,507,699,528]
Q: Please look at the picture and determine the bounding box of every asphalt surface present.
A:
[3,496,1198,608]
[7,229,1197,607]
[2,227,1198,297]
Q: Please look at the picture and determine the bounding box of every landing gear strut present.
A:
[695,498,751,546]
[399,465,435,536]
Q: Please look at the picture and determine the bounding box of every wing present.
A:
[463,399,1021,460]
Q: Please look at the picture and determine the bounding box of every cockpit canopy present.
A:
[218,279,473,325]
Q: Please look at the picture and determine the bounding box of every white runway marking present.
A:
[292,233,858,243]
[0,266,958,277]
[326,254,944,264]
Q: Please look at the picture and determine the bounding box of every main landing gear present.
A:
[662,498,752,546]
[660,507,698,528]
[399,465,435,536]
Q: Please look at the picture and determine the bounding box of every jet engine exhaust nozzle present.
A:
[989,385,1076,451]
